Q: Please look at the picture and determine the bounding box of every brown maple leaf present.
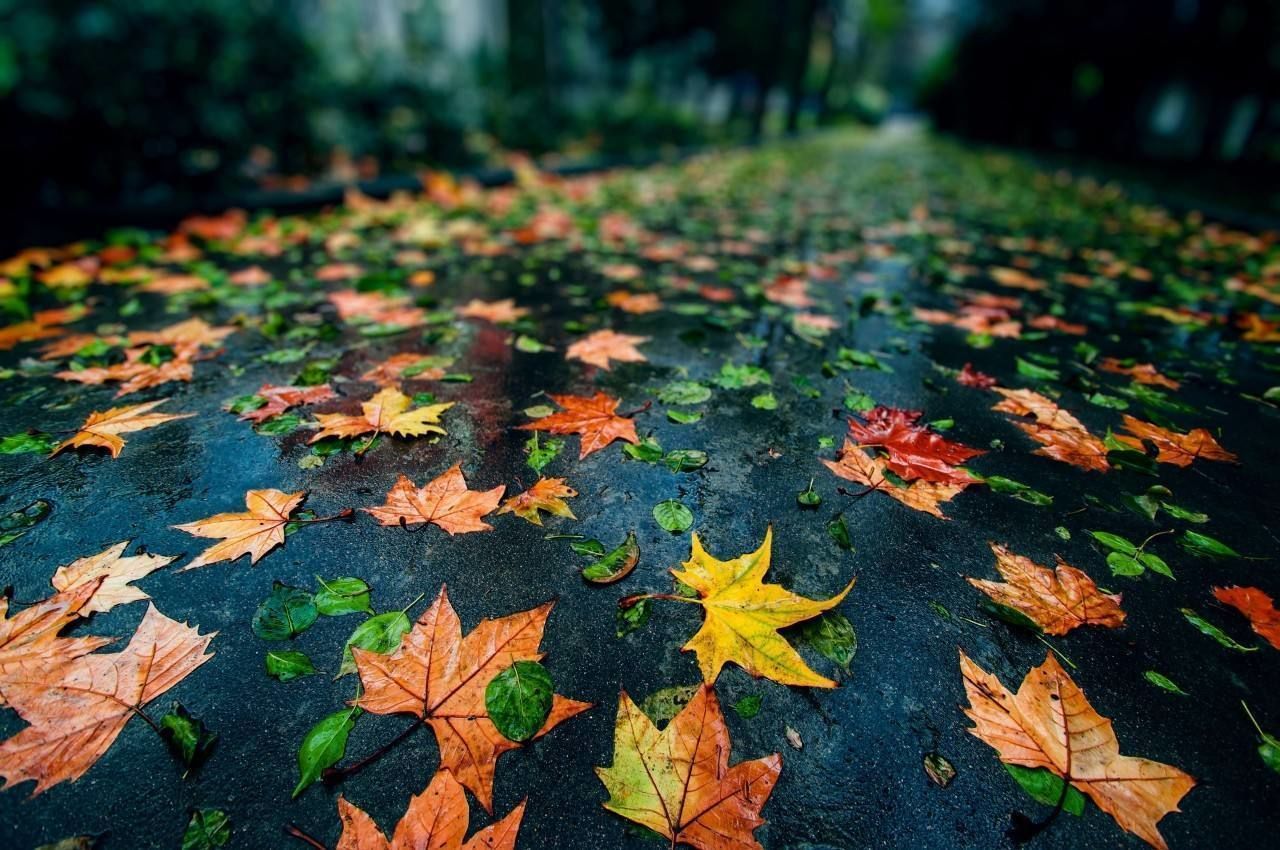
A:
[456,298,529,324]
[334,769,524,850]
[173,489,305,570]
[126,317,234,349]
[50,541,176,615]
[967,543,1125,635]
[847,407,983,485]
[961,650,1195,850]
[596,684,781,850]
[0,604,214,796]
[565,329,650,371]
[517,392,640,459]
[352,587,590,811]
[328,289,425,327]
[310,388,453,444]
[364,464,505,534]
[496,477,577,525]
[360,353,451,385]
[992,387,1110,472]
[236,384,337,424]
[55,343,199,397]
[1098,359,1180,390]
[1113,416,1237,468]
[1212,586,1280,650]
[0,582,112,707]
[51,399,192,458]
[821,441,964,518]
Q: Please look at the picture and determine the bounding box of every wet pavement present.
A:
[2,128,1279,850]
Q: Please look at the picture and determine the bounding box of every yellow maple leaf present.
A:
[310,387,453,443]
[51,399,192,458]
[667,527,854,687]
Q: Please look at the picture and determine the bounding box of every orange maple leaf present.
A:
[846,407,983,485]
[960,650,1195,850]
[992,387,1110,472]
[605,290,662,314]
[51,399,192,458]
[334,769,524,850]
[50,541,175,614]
[173,489,305,570]
[967,543,1125,635]
[352,587,590,811]
[0,604,214,796]
[364,463,505,534]
[1212,586,1280,650]
[517,392,640,459]
[55,342,199,397]
[0,582,113,708]
[821,441,964,518]
[236,384,337,424]
[565,329,650,370]
[596,684,781,850]
[1098,359,1180,390]
[126,317,234,349]
[1113,416,1237,468]
[310,388,453,444]
[360,353,450,385]
[496,477,577,525]
[456,298,529,324]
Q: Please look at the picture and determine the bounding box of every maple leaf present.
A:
[328,289,425,327]
[960,650,1195,850]
[1212,586,1280,650]
[361,353,450,385]
[596,684,781,850]
[667,527,855,687]
[0,604,214,796]
[957,362,997,388]
[517,392,639,459]
[821,441,965,519]
[846,407,983,485]
[967,543,1125,635]
[352,587,590,811]
[605,290,662,314]
[55,342,199,397]
[126,317,234,349]
[565,329,650,370]
[495,477,577,525]
[236,384,337,424]
[0,307,85,351]
[457,298,529,324]
[334,770,524,850]
[50,541,176,614]
[0,582,112,707]
[50,399,192,458]
[363,464,505,535]
[1098,359,1180,390]
[992,388,1109,472]
[311,388,453,444]
[1113,416,1237,468]
[173,489,305,570]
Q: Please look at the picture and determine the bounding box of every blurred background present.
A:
[1,0,1278,243]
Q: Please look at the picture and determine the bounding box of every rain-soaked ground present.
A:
[1,127,1279,850]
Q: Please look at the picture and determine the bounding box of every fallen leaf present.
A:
[237,384,337,424]
[352,587,590,811]
[0,604,214,795]
[1212,586,1280,650]
[960,650,1194,849]
[174,489,305,570]
[363,464,504,535]
[992,388,1109,472]
[1098,359,1180,390]
[847,407,983,485]
[517,392,639,458]
[1114,416,1237,467]
[821,441,965,518]
[51,399,192,458]
[565,329,650,370]
[311,388,453,443]
[595,684,781,850]
[360,353,450,385]
[0,582,112,707]
[457,298,528,324]
[496,477,577,525]
[670,527,855,687]
[335,769,524,850]
[56,343,199,397]
[51,541,175,614]
[967,543,1125,635]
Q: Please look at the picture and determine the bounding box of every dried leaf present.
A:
[495,477,577,525]
[992,388,1109,472]
[363,464,504,535]
[821,441,965,518]
[174,489,305,570]
[517,392,639,459]
[1212,586,1280,650]
[565,329,649,370]
[967,543,1125,635]
[1114,416,1237,468]
[51,399,192,458]
[311,388,453,443]
[51,541,176,614]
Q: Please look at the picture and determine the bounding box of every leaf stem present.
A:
[619,592,700,609]
[284,823,328,850]
[323,718,423,786]
[1242,700,1265,736]
[1035,635,1077,670]
[292,508,355,525]
[619,400,652,418]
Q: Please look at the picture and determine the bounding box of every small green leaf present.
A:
[797,479,821,508]
[622,435,664,463]
[524,432,563,474]
[160,703,218,770]
[658,380,712,405]
[1015,357,1060,382]
[1178,530,1241,560]
[1106,551,1144,577]
[0,432,58,454]
[485,660,554,743]
[255,414,302,436]
[182,809,230,850]
[1089,531,1137,555]
[663,449,708,472]
[293,707,360,797]
[582,532,640,584]
[653,499,694,533]
[252,582,317,640]
[667,409,703,424]
[732,695,762,719]
[0,499,51,547]
[1181,608,1257,652]
[1003,765,1086,816]
[225,394,267,415]
[314,576,373,616]
[616,597,652,637]
[790,611,856,673]
[265,650,317,682]
[337,611,412,676]
[750,392,778,410]
[826,514,853,551]
[1143,671,1188,696]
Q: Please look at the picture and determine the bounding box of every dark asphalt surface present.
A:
[2,131,1279,850]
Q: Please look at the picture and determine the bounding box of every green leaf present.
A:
[1181,608,1257,652]
[314,576,373,616]
[160,703,218,770]
[265,650,317,682]
[713,362,771,389]
[1159,501,1208,524]
[666,409,703,424]
[662,449,708,472]
[750,392,778,410]
[485,660,554,743]
[515,334,552,353]
[1178,530,1241,560]
[842,389,875,412]
[797,479,821,508]
[1015,357,1061,382]
[524,432,563,474]
[225,394,267,415]
[182,809,230,850]
[826,514,853,551]
[1088,530,1137,555]
[337,610,412,676]
[616,597,652,637]
[1106,551,1144,577]
[0,499,51,547]
[790,611,856,673]
[980,599,1043,633]
[582,532,640,584]
[981,475,1053,506]
[658,380,712,405]
[293,707,361,797]
[622,435,664,463]
[1137,552,1173,579]
[1143,671,1188,696]
[732,694,762,719]
[252,582,318,640]
[1004,765,1086,816]
[569,538,606,557]
[653,499,694,533]
[0,432,58,454]
[255,414,302,436]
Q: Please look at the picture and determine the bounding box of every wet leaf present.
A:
[337,610,412,677]
[1180,608,1256,652]
[582,532,639,584]
[653,499,694,532]
[293,707,360,797]
[924,752,957,789]
[252,581,317,640]
[265,649,317,682]
[486,660,554,743]
[181,809,229,850]
[314,576,372,617]
[160,702,218,771]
